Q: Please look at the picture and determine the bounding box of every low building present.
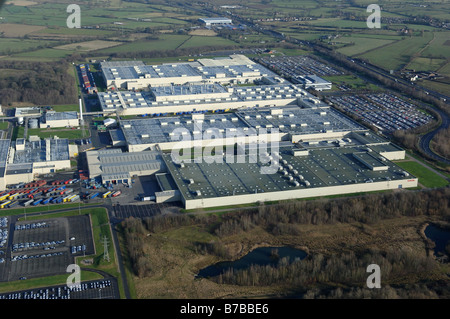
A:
[293,75,332,91]
[199,17,233,26]
[86,148,165,184]
[99,55,278,90]
[40,111,80,128]
[14,107,42,125]
[0,137,73,190]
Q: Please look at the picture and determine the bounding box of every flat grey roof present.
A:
[0,139,10,169]
[6,163,33,176]
[98,150,164,175]
[98,83,307,111]
[44,111,78,122]
[236,106,364,135]
[121,112,249,145]
[12,139,70,164]
[162,144,414,201]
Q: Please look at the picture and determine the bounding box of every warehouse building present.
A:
[0,139,10,191]
[40,111,80,128]
[161,143,417,210]
[99,55,278,90]
[114,105,366,152]
[86,148,165,184]
[199,17,233,26]
[14,107,42,125]
[101,100,415,209]
[97,83,309,116]
[0,137,75,191]
[293,75,332,91]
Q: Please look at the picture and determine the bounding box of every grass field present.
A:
[53,40,123,52]
[0,23,46,37]
[335,36,395,56]
[361,32,434,71]
[0,38,57,55]
[49,104,80,112]
[27,127,89,139]
[406,57,447,73]
[322,74,381,91]
[394,161,449,188]
[178,35,238,49]
[0,122,9,130]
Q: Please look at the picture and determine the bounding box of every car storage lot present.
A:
[257,54,345,78]
[0,215,94,282]
[327,93,433,133]
[111,202,175,219]
[0,278,119,299]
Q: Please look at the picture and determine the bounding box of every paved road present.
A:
[418,106,450,165]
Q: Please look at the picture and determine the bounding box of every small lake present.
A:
[425,224,450,256]
[197,246,307,278]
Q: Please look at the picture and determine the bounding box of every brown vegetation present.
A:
[120,188,450,298]
[0,60,77,106]
[431,126,450,160]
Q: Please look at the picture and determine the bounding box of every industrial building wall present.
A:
[379,150,405,161]
[110,97,299,117]
[182,178,418,210]
[290,130,352,143]
[4,172,34,187]
[127,132,280,152]
[0,177,5,191]
[32,160,71,174]
[155,190,181,203]
[40,119,79,129]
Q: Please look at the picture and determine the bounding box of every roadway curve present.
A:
[418,107,450,165]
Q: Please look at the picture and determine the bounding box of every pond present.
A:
[424,224,450,256]
[197,246,307,278]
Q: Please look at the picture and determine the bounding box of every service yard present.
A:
[0,215,94,282]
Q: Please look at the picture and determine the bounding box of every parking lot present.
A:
[327,93,433,133]
[257,55,345,79]
[0,215,94,282]
[111,202,177,219]
[0,278,119,299]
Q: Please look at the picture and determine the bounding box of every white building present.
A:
[293,75,332,91]
[0,137,74,191]
[40,111,80,128]
[199,17,233,26]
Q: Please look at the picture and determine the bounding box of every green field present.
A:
[322,74,381,91]
[49,104,80,112]
[361,32,434,71]
[178,35,238,49]
[394,161,449,188]
[0,38,57,55]
[27,127,89,139]
[407,57,447,73]
[335,36,395,56]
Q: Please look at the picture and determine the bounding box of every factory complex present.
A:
[88,54,418,209]
[92,100,414,208]
[0,54,420,210]
[0,137,77,191]
[99,54,281,90]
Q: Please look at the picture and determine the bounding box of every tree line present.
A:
[0,61,77,106]
[212,247,436,288]
[121,188,450,278]
[431,125,450,160]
